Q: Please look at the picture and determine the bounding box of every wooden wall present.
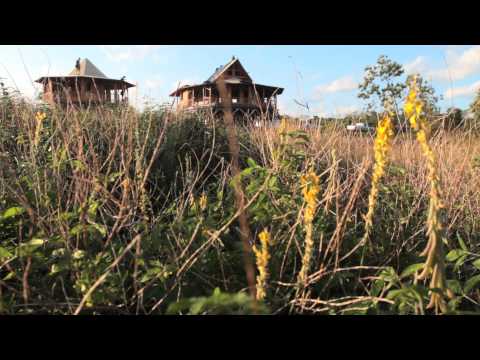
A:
[42,79,128,106]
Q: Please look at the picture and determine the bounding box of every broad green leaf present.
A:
[370,279,385,297]
[71,159,85,171]
[246,158,258,168]
[88,201,100,218]
[379,267,398,283]
[473,258,480,271]
[268,176,278,188]
[72,250,85,260]
[446,249,467,262]
[240,167,254,177]
[3,271,15,281]
[464,274,480,294]
[454,255,468,271]
[108,172,122,183]
[2,206,25,219]
[89,223,107,237]
[0,247,12,260]
[457,233,468,251]
[27,238,45,246]
[17,238,45,257]
[69,224,84,236]
[213,287,221,297]
[400,263,424,278]
[59,211,76,222]
[52,248,67,258]
[50,264,61,275]
[190,299,206,315]
[446,279,462,295]
[386,288,409,300]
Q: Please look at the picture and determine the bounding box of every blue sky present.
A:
[1,45,480,116]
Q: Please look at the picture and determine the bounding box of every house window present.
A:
[231,87,239,103]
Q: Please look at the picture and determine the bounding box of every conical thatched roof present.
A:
[35,58,135,88]
[68,58,108,78]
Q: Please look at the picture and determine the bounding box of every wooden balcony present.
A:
[182,96,277,112]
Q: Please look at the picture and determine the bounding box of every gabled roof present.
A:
[68,58,107,78]
[169,57,283,97]
[206,57,252,83]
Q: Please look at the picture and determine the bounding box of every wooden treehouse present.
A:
[35,58,135,108]
[169,57,284,122]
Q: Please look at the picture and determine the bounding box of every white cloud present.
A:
[98,45,162,62]
[314,76,357,97]
[444,80,480,99]
[332,105,360,117]
[310,102,327,117]
[404,56,428,75]
[0,61,42,99]
[429,46,480,81]
[277,98,308,117]
[144,77,163,90]
[128,86,139,107]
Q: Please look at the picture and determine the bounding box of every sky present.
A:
[1,45,480,117]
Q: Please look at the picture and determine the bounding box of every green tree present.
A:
[358,55,406,112]
[444,107,464,130]
[470,88,480,129]
[406,73,441,115]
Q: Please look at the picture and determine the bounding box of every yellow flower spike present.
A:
[121,178,130,192]
[362,112,394,247]
[199,192,207,212]
[35,111,46,123]
[278,117,287,134]
[298,168,320,285]
[253,228,271,301]
[33,112,47,148]
[404,77,448,314]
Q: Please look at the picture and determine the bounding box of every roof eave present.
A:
[35,76,135,88]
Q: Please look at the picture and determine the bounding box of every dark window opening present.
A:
[231,87,239,103]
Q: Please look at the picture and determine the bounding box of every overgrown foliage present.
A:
[1,92,480,315]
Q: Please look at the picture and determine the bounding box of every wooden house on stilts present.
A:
[35,58,135,109]
[169,57,284,122]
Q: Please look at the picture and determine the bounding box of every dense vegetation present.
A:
[1,78,480,315]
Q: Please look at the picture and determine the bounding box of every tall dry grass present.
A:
[1,95,480,314]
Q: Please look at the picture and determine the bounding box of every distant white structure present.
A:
[463,110,475,120]
[346,122,375,133]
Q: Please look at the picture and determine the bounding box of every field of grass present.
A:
[1,93,480,314]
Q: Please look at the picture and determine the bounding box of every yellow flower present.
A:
[298,168,320,284]
[278,117,288,135]
[199,192,207,211]
[121,178,130,191]
[362,112,394,246]
[33,112,47,148]
[404,77,447,314]
[35,111,46,123]
[253,228,271,300]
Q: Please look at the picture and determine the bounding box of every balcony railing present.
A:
[186,96,276,108]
